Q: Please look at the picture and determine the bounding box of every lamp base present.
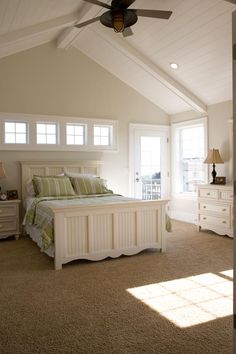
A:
[211,163,216,184]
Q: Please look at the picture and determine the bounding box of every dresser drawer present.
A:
[0,205,17,217]
[199,203,230,214]
[0,219,17,233]
[220,191,233,201]
[200,214,230,228]
[199,188,218,199]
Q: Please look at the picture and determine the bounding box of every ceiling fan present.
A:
[74,0,172,37]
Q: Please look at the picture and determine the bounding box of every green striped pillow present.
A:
[70,176,113,195]
[33,176,76,197]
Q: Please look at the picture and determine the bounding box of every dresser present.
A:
[0,200,21,240]
[197,184,233,238]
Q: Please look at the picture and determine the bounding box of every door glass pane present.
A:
[141,136,161,200]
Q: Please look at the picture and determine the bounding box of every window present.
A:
[36,123,57,144]
[172,118,207,195]
[4,122,28,144]
[94,125,112,146]
[66,124,85,145]
[0,114,118,151]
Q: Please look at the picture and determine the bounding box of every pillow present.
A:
[25,173,65,197]
[25,180,36,197]
[33,176,75,197]
[70,176,113,195]
[65,172,96,178]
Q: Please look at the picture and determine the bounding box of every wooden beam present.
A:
[0,13,79,48]
[92,27,207,113]
[56,0,110,49]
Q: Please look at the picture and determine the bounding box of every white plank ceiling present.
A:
[0,0,235,114]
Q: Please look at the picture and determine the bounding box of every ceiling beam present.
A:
[223,0,236,4]
[82,27,207,113]
[0,12,79,49]
[56,0,110,49]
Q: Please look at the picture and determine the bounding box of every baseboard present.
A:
[169,211,197,224]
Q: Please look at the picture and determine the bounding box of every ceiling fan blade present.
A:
[74,16,101,28]
[223,0,236,4]
[111,0,136,9]
[122,27,133,37]
[135,9,172,20]
[82,0,111,10]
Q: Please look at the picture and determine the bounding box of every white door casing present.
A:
[129,123,170,199]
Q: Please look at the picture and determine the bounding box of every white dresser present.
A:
[0,200,21,240]
[197,184,233,238]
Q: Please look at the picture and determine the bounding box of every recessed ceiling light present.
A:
[170,63,179,70]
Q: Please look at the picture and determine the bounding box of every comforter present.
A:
[25,195,172,250]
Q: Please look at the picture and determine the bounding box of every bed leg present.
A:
[54,258,62,270]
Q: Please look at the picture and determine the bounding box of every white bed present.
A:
[21,160,168,270]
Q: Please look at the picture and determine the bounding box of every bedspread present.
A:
[25,195,172,250]
[25,194,137,250]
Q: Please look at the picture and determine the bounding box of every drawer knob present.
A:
[207,193,210,195]
[203,206,206,208]
[0,224,3,228]
[222,221,226,224]
[222,208,227,211]
[0,210,2,213]
[203,217,207,220]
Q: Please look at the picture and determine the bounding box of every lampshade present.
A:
[0,163,6,178]
[113,11,125,32]
[204,149,224,164]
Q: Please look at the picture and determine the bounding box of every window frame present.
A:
[0,113,118,152]
[36,121,59,145]
[3,120,29,145]
[93,124,113,146]
[66,123,87,146]
[171,117,208,199]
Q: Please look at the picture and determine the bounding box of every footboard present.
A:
[52,200,168,270]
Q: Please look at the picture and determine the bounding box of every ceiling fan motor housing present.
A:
[100,9,138,31]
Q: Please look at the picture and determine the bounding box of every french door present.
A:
[129,124,169,200]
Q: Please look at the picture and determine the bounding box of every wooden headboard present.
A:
[20,160,103,201]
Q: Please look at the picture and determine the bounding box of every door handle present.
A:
[135,172,140,182]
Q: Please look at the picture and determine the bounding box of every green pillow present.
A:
[33,176,76,197]
[70,176,113,195]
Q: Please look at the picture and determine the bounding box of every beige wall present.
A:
[170,100,233,222]
[0,42,169,197]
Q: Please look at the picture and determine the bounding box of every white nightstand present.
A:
[197,184,233,238]
[0,200,21,240]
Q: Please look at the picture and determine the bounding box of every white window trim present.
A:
[66,123,87,146]
[0,112,118,152]
[171,117,208,199]
[93,124,113,146]
[36,121,59,145]
[4,120,29,145]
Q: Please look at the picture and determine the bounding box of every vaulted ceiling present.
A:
[0,0,235,114]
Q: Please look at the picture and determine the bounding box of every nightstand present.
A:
[0,200,21,240]
[197,184,233,238]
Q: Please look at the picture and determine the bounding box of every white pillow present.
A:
[65,172,96,178]
[25,180,35,197]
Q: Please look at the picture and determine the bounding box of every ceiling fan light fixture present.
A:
[113,11,125,32]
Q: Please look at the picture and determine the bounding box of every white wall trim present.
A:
[0,112,118,152]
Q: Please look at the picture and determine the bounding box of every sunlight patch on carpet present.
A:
[127,270,233,328]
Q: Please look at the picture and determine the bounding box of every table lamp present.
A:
[0,162,6,193]
[204,149,224,184]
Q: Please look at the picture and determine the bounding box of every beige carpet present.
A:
[0,220,233,354]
